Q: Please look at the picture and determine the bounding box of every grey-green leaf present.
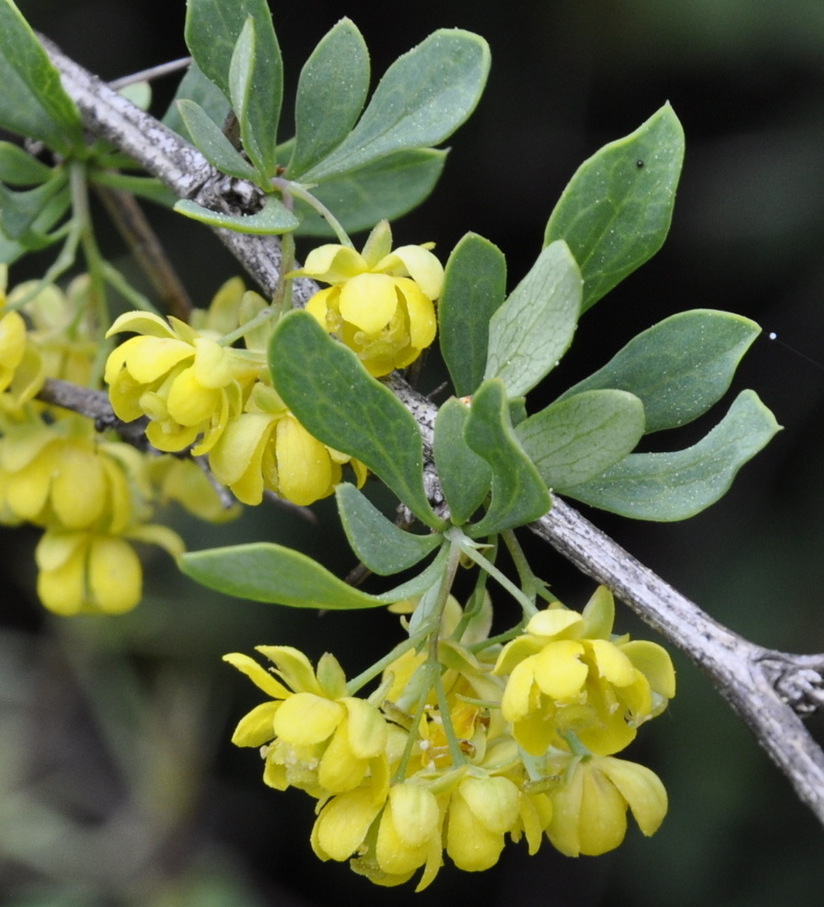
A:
[0,141,54,185]
[562,389,781,521]
[484,240,582,397]
[518,389,645,490]
[335,483,441,575]
[558,309,761,434]
[544,103,684,312]
[439,233,507,396]
[301,29,490,182]
[269,310,444,529]
[433,397,492,525]
[177,99,258,180]
[288,18,370,177]
[464,379,552,537]
[228,16,282,178]
[173,195,299,233]
[294,149,446,236]
[0,1,83,153]
[162,60,231,139]
[180,542,388,609]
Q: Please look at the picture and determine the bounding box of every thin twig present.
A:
[94,185,193,321]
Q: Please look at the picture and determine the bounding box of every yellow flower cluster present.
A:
[294,221,442,378]
[0,268,229,615]
[104,277,367,506]
[225,587,675,888]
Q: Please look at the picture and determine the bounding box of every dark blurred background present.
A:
[3,0,824,904]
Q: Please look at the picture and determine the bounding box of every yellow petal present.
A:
[120,336,194,383]
[394,278,436,349]
[446,789,505,871]
[312,788,383,861]
[341,697,388,759]
[275,415,337,505]
[339,273,399,333]
[383,783,440,848]
[222,652,292,699]
[375,245,444,299]
[209,411,276,493]
[256,645,322,694]
[620,640,676,700]
[88,535,142,613]
[533,640,588,699]
[191,337,236,388]
[273,691,343,744]
[586,639,637,687]
[300,245,367,283]
[598,756,668,836]
[166,367,221,426]
[318,722,369,793]
[50,444,107,528]
[457,776,520,834]
[230,700,280,747]
[35,533,87,616]
[526,608,584,639]
[106,310,178,339]
[576,761,628,855]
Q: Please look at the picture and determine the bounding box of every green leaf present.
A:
[162,60,231,139]
[184,0,282,175]
[439,233,507,396]
[176,99,258,180]
[378,544,451,603]
[301,29,490,181]
[0,185,70,262]
[544,103,684,312]
[0,141,54,185]
[517,389,645,490]
[433,397,491,525]
[294,149,446,236]
[0,172,67,239]
[562,390,781,521]
[558,309,761,434]
[180,542,388,609]
[269,310,444,528]
[173,195,299,233]
[0,1,83,153]
[463,379,551,537]
[288,18,370,177]
[335,483,442,575]
[228,15,282,178]
[484,240,582,397]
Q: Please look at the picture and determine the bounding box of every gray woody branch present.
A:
[43,37,824,825]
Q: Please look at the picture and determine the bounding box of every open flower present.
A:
[224,646,388,796]
[208,382,366,506]
[104,311,259,454]
[495,587,676,756]
[34,521,182,616]
[544,753,668,857]
[296,221,442,377]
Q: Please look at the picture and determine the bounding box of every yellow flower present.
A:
[545,754,668,857]
[104,311,259,454]
[495,587,675,756]
[34,527,148,616]
[208,383,366,506]
[0,310,27,392]
[224,646,388,795]
[296,221,442,377]
[0,420,136,531]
